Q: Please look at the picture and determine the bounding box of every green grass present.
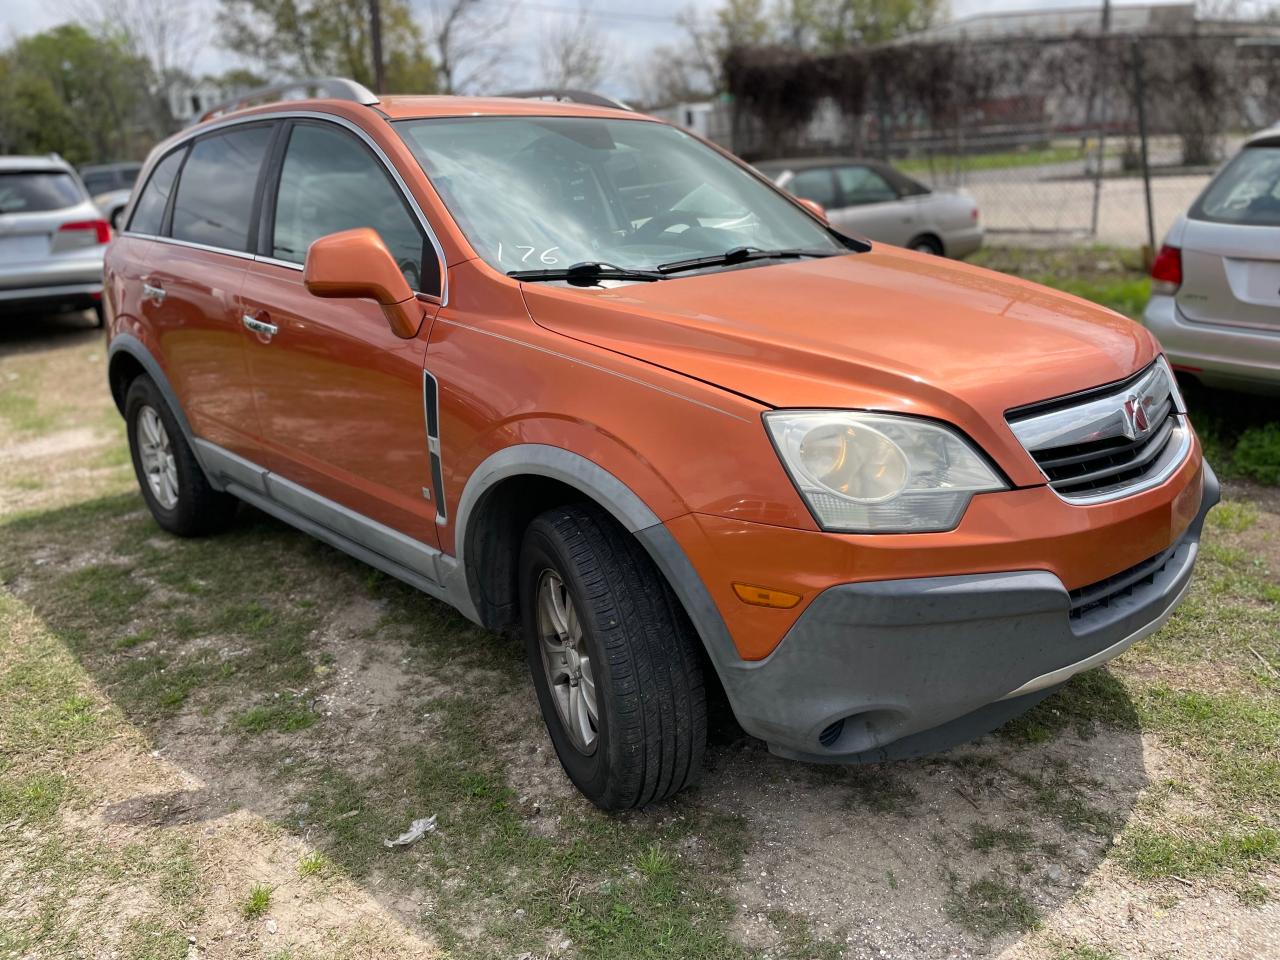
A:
[298,850,330,878]
[1049,944,1120,960]
[234,698,316,735]
[899,144,1086,175]
[0,384,61,435]
[1233,423,1280,485]
[1119,823,1280,881]
[945,874,1041,938]
[240,882,272,919]
[1208,499,1259,534]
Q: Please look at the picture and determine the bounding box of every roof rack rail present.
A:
[195,77,379,125]
[499,88,632,112]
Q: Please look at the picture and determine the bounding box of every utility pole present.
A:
[1088,0,1112,237]
[370,0,386,94]
[1132,38,1156,262]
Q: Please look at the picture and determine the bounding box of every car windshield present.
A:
[395,116,847,275]
[1191,145,1280,226]
[0,172,84,214]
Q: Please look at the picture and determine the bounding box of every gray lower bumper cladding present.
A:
[719,463,1221,764]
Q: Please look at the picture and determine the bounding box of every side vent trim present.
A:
[423,370,447,523]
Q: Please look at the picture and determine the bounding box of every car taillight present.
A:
[1150,244,1181,296]
[970,206,979,221]
[59,218,112,244]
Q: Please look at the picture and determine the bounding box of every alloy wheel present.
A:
[136,405,179,510]
[536,568,598,753]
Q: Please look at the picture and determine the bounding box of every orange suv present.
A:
[104,80,1218,809]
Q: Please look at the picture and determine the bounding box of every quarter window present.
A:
[171,125,273,251]
[127,150,184,235]
[272,123,434,293]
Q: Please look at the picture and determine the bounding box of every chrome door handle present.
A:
[242,314,278,338]
[142,282,166,303]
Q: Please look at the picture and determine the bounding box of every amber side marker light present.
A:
[732,583,802,609]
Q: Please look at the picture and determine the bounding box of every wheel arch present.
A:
[448,445,739,677]
[907,232,945,256]
[107,334,217,486]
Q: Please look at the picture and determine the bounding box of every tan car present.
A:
[758,157,983,257]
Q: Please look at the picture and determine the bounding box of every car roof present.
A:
[202,94,649,129]
[80,161,142,173]
[1245,125,1280,147]
[375,95,645,122]
[0,155,73,173]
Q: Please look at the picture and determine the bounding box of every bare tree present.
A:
[66,0,204,127]
[538,4,609,91]
[429,0,512,94]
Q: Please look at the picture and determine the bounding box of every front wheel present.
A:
[520,504,706,810]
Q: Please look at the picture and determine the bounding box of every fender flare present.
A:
[106,333,221,488]
[444,443,740,676]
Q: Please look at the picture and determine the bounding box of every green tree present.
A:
[0,25,152,164]
[776,0,941,49]
[217,0,437,93]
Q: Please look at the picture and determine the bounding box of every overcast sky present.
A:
[0,0,1166,98]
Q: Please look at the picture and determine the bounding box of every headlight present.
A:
[765,411,1006,533]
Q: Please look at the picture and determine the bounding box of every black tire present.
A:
[909,234,944,256]
[520,503,706,810]
[125,375,237,537]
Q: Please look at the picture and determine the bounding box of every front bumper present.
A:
[717,461,1219,763]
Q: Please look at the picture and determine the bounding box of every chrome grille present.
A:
[1008,359,1192,504]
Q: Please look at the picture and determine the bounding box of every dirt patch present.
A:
[709,729,1145,958]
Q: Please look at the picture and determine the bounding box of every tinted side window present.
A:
[835,166,897,205]
[272,123,435,293]
[172,125,272,251]
[128,150,184,235]
[788,168,838,207]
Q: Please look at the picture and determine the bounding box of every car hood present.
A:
[523,247,1155,420]
[520,249,1161,482]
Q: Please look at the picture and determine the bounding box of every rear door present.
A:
[1179,141,1280,333]
[144,122,275,463]
[237,117,444,549]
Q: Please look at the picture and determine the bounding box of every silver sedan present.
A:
[757,157,983,258]
[1143,127,1280,394]
[1,154,110,326]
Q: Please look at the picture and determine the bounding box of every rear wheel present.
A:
[125,375,237,537]
[909,234,944,256]
[520,503,706,809]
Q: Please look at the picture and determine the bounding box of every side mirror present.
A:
[303,228,424,339]
[797,198,828,223]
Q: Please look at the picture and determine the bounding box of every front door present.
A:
[238,118,444,549]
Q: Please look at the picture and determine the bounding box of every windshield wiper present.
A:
[657,246,838,275]
[508,261,665,284]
